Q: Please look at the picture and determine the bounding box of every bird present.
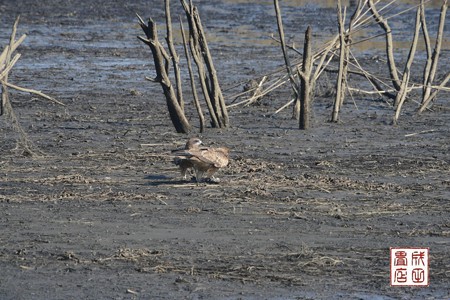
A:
[172,137,203,180]
[173,145,230,183]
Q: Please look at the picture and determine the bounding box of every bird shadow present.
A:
[144,174,193,186]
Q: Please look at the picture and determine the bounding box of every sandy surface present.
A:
[1,1,449,299]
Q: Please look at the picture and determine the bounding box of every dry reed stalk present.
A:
[244,76,267,107]
[1,81,64,106]
[348,50,396,100]
[229,77,289,109]
[347,87,396,95]
[253,0,443,117]
[236,34,338,115]
[313,35,339,81]
[273,98,295,115]
[1,16,62,155]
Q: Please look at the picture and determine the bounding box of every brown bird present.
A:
[172,137,203,180]
[173,145,230,183]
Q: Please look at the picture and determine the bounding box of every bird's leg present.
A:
[194,168,203,184]
[180,167,188,180]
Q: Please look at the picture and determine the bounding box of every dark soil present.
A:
[1,1,449,299]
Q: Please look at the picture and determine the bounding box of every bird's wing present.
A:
[172,147,229,168]
[198,148,229,168]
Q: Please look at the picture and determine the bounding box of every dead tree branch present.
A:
[180,17,205,133]
[180,0,229,128]
[420,0,432,101]
[165,0,184,112]
[368,0,402,91]
[419,0,447,113]
[137,9,191,133]
[273,0,301,120]
[331,1,347,123]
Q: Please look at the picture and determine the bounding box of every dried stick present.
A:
[180,17,205,133]
[253,34,339,115]
[273,0,301,120]
[1,81,65,106]
[1,16,18,117]
[368,0,401,91]
[347,49,396,100]
[331,1,347,123]
[299,26,312,130]
[180,0,220,128]
[1,19,63,113]
[330,0,364,121]
[229,77,287,109]
[347,87,396,95]
[0,53,21,80]
[191,6,229,127]
[273,98,295,115]
[1,16,43,155]
[419,0,447,113]
[165,0,184,112]
[244,76,267,107]
[420,0,432,100]
[313,35,339,81]
[420,72,450,110]
[393,8,421,125]
[1,32,26,68]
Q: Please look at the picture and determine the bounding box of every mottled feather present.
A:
[172,146,230,182]
[171,137,203,180]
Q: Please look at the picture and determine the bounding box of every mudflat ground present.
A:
[0,1,449,299]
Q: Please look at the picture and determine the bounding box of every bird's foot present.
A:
[204,177,221,184]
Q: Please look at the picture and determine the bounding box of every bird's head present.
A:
[186,137,203,149]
